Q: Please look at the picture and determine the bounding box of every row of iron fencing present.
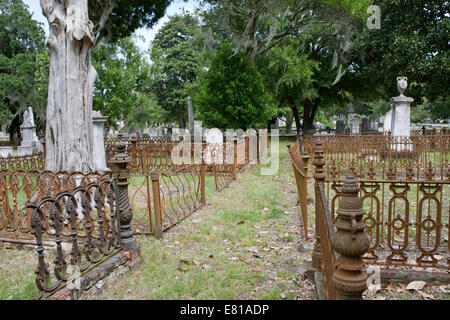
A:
[299,134,450,182]
[324,179,449,269]
[0,170,110,240]
[0,152,44,171]
[129,164,205,237]
[289,138,449,295]
[315,172,370,300]
[26,176,122,299]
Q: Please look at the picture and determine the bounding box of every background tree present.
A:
[199,0,372,131]
[39,0,171,171]
[93,36,165,131]
[350,0,449,108]
[261,38,318,133]
[0,0,48,142]
[151,13,203,128]
[194,43,269,130]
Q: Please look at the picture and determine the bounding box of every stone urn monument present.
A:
[390,76,414,151]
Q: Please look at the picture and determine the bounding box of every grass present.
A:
[97,139,316,300]
[0,247,39,300]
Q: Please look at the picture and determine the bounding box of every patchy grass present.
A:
[97,139,316,300]
[0,247,38,300]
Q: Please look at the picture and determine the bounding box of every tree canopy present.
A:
[151,13,203,128]
[0,0,48,139]
[93,37,165,130]
[195,43,269,130]
[88,0,173,45]
[350,0,449,103]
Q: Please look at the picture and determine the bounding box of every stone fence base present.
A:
[48,251,140,300]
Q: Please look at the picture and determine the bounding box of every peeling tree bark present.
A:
[41,0,96,171]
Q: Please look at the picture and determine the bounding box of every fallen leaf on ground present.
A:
[179,259,192,265]
[418,291,434,300]
[247,247,259,254]
[237,221,245,225]
[406,281,427,291]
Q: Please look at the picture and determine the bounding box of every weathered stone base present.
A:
[48,251,141,300]
[378,267,450,285]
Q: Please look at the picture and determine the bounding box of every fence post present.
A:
[312,139,325,270]
[232,138,237,180]
[151,173,163,239]
[332,174,370,300]
[200,159,206,204]
[109,142,140,254]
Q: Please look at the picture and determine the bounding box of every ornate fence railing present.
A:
[317,183,338,300]
[0,153,45,171]
[27,176,121,299]
[300,134,450,182]
[129,164,205,236]
[0,170,109,240]
[287,140,310,238]
[292,137,449,275]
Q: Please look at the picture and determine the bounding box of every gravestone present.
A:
[0,147,13,157]
[0,121,9,140]
[18,107,42,156]
[188,96,194,137]
[205,128,224,164]
[92,111,108,171]
[336,119,345,134]
[369,116,378,132]
[149,127,158,137]
[361,118,369,133]
[383,109,392,132]
[350,117,361,134]
[347,95,355,124]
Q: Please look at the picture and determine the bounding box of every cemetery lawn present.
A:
[0,247,39,300]
[97,140,318,300]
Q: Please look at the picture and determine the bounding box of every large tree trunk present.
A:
[285,114,293,134]
[41,0,96,171]
[291,105,301,134]
[302,99,320,135]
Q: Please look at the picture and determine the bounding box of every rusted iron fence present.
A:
[27,176,121,299]
[287,139,310,238]
[311,141,370,300]
[0,170,109,241]
[129,164,205,236]
[301,133,450,181]
[291,134,449,273]
[317,183,338,299]
[0,152,44,171]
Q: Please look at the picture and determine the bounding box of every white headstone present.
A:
[350,117,361,134]
[383,109,392,132]
[205,128,223,164]
[18,106,41,155]
[92,111,109,171]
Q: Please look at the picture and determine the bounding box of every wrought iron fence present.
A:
[0,153,44,171]
[27,176,121,299]
[292,136,450,271]
[317,183,338,300]
[0,170,109,240]
[301,134,450,182]
[129,165,205,236]
[325,180,449,269]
